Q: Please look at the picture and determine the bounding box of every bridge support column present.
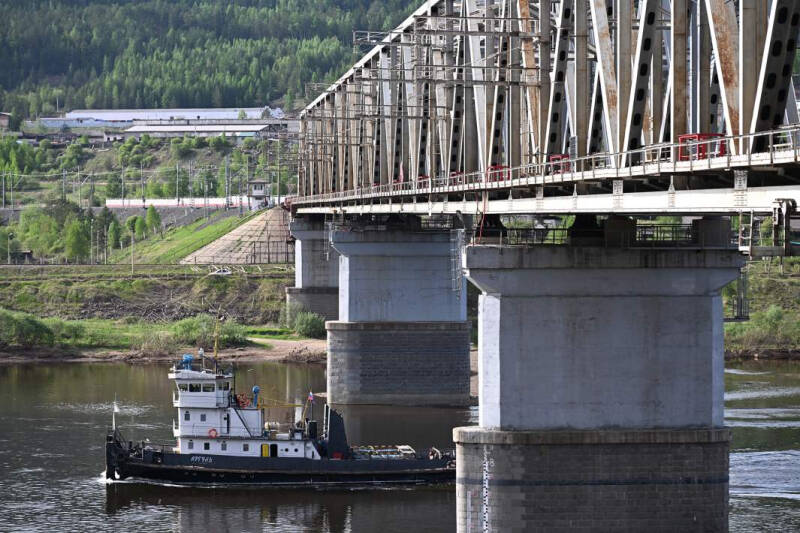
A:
[327,228,470,406]
[285,219,339,321]
[455,245,742,532]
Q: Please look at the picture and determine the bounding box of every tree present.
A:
[146,179,164,198]
[108,220,122,250]
[64,220,89,262]
[145,205,162,237]
[106,175,122,198]
[134,216,146,240]
[125,215,138,236]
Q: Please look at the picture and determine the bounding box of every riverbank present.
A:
[724,258,800,357]
[725,348,800,361]
[0,337,327,365]
[0,264,293,324]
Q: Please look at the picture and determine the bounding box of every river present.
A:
[0,360,797,532]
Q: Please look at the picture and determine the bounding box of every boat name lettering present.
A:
[190,456,213,464]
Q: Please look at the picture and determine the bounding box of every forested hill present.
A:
[0,0,415,120]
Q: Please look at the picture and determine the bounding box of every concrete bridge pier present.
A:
[455,242,742,531]
[285,219,340,321]
[326,225,470,406]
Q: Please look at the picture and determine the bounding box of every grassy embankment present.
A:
[0,263,298,355]
[0,310,250,353]
[724,258,800,355]
[106,209,260,265]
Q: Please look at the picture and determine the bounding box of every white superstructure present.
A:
[169,353,321,460]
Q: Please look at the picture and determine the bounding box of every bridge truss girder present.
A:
[298,0,800,201]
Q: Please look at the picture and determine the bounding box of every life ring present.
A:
[208,428,218,438]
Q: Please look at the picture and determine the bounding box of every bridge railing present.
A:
[469,224,737,249]
[297,124,800,205]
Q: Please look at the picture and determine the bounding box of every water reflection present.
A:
[105,483,454,533]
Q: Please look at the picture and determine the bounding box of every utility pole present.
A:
[141,162,145,208]
[131,232,135,275]
[176,163,180,206]
[225,157,230,209]
[266,144,272,207]
[2,171,5,209]
[277,140,282,206]
[122,167,126,207]
[238,162,243,216]
[90,218,93,265]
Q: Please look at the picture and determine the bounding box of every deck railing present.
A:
[295,124,800,206]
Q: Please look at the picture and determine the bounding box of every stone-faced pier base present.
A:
[285,286,338,321]
[454,427,730,532]
[327,321,470,405]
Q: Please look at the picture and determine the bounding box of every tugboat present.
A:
[105,351,455,485]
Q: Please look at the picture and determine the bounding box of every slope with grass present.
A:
[0,264,293,324]
[108,210,260,265]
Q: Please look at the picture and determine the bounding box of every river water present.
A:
[0,360,797,532]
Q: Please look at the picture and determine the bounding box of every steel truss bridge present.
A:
[294,0,800,243]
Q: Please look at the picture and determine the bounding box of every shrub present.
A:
[136,331,178,355]
[293,311,326,339]
[43,318,85,345]
[725,304,800,350]
[0,308,55,348]
[280,302,304,329]
[171,314,247,349]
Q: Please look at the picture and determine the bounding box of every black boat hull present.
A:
[107,435,454,486]
[117,461,455,486]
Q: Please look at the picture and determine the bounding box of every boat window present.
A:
[243,443,250,452]
[178,383,188,391]
[184,411,190,421]
[188,440,194,450]
[204,442,210,451]
[221,441,227,451]
[189,383,201,392]
[202,383,215,392]
[294,448,298,453]
[200,414,206,422]
[221,381,230,391]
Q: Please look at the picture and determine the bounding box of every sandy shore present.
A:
[0,338,328,365]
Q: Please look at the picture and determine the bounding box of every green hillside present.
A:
[0,0,416,121]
